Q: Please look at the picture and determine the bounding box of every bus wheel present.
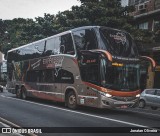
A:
[66,91,77,109]
[151,106,158,110]
[21,87,27,100]
[139,100,145,108]
[16,89,22,98]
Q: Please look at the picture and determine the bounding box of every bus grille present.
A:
[112,96,137,102]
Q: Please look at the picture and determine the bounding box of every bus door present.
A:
[154,68,160,88]
[78,51,100,107]
[140,59,154,90]
[146,63,155,89]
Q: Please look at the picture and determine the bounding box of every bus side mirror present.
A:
[77,49,81,58]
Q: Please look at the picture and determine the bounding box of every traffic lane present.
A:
[0,92,160,128]
[0,94,159,136]
[0,95,139,128]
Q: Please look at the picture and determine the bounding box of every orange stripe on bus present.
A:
[142,56,156,68]
[92,49,112,62]
[83,82,140,97]
[108,90,140,97]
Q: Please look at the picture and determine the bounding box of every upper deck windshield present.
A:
[100,59,140,91]
[99,27,138,57]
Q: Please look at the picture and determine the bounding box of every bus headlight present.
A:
[105,93,112,97]
[100,92,112,97]
[136,94,140,97]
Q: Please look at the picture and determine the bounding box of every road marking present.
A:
[0,122,24,136]
[0,95,158,129]
[120,109,160,118]
[1,95,5,97]
[0,118,37,136]
[0,121,10,127]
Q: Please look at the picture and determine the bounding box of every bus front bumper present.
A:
[101,96,139,109]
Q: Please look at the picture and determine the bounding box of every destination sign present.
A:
[112,62,123,67]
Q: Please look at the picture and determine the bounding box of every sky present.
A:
[0,0,81,20]
[0,0,129,20]
[121,0,129,7]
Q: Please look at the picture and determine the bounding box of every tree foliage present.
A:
[0,0,158,56]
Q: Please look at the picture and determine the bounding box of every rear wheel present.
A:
[21,87,27,100]
[139,100,145,108]
[151,106,158,110]
[16,89,22,98]
[66,91,77,109]
[0,88,3,92]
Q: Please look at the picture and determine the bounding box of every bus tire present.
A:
[139,99,145,108]
[16,89,22,99]
[151,106,158,110]
[21,87,27,100]
[66,91,77,109]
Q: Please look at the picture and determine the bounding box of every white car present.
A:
[139,89,160,110]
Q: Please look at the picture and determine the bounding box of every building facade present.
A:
[0,52,3,63]
[129,0,160,31]
[0,52,7,84]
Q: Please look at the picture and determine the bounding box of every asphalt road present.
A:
[0,90,160,136]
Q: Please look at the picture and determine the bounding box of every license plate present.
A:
[120,105,128,109]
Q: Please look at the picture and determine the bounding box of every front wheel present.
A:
[0,88,3,92]
[66,91,77,109]
[151,106,158,110]
[139,100,145,108]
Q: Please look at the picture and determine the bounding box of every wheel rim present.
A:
[69,95,76,105]
[139,101,145,108]
[16,89,20,97]
[22,91,26,99]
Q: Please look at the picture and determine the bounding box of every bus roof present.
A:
[7,26,126,53]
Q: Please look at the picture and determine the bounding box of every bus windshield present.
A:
[100,59,140,91]
[100,27,138,57]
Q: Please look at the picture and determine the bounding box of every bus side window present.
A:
[46,38,55,55]
[26,70,39,82]
[61,33,75,55]
[54,37,61,55]
[73,29,97,51]
[84,29,97,50]
[44,69,54,83]
[35,41,45,53]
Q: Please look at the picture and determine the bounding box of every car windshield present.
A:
[100,59,140,91]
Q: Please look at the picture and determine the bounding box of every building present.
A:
[129,0,160,31]
[0,52,3,63]
[0,52,7,84]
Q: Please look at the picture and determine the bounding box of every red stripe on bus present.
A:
[72,58,78,65]
[28,90,63,102]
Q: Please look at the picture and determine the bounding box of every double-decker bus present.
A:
[7,26,155,109]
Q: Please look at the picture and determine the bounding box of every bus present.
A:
[7,26,155,109]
